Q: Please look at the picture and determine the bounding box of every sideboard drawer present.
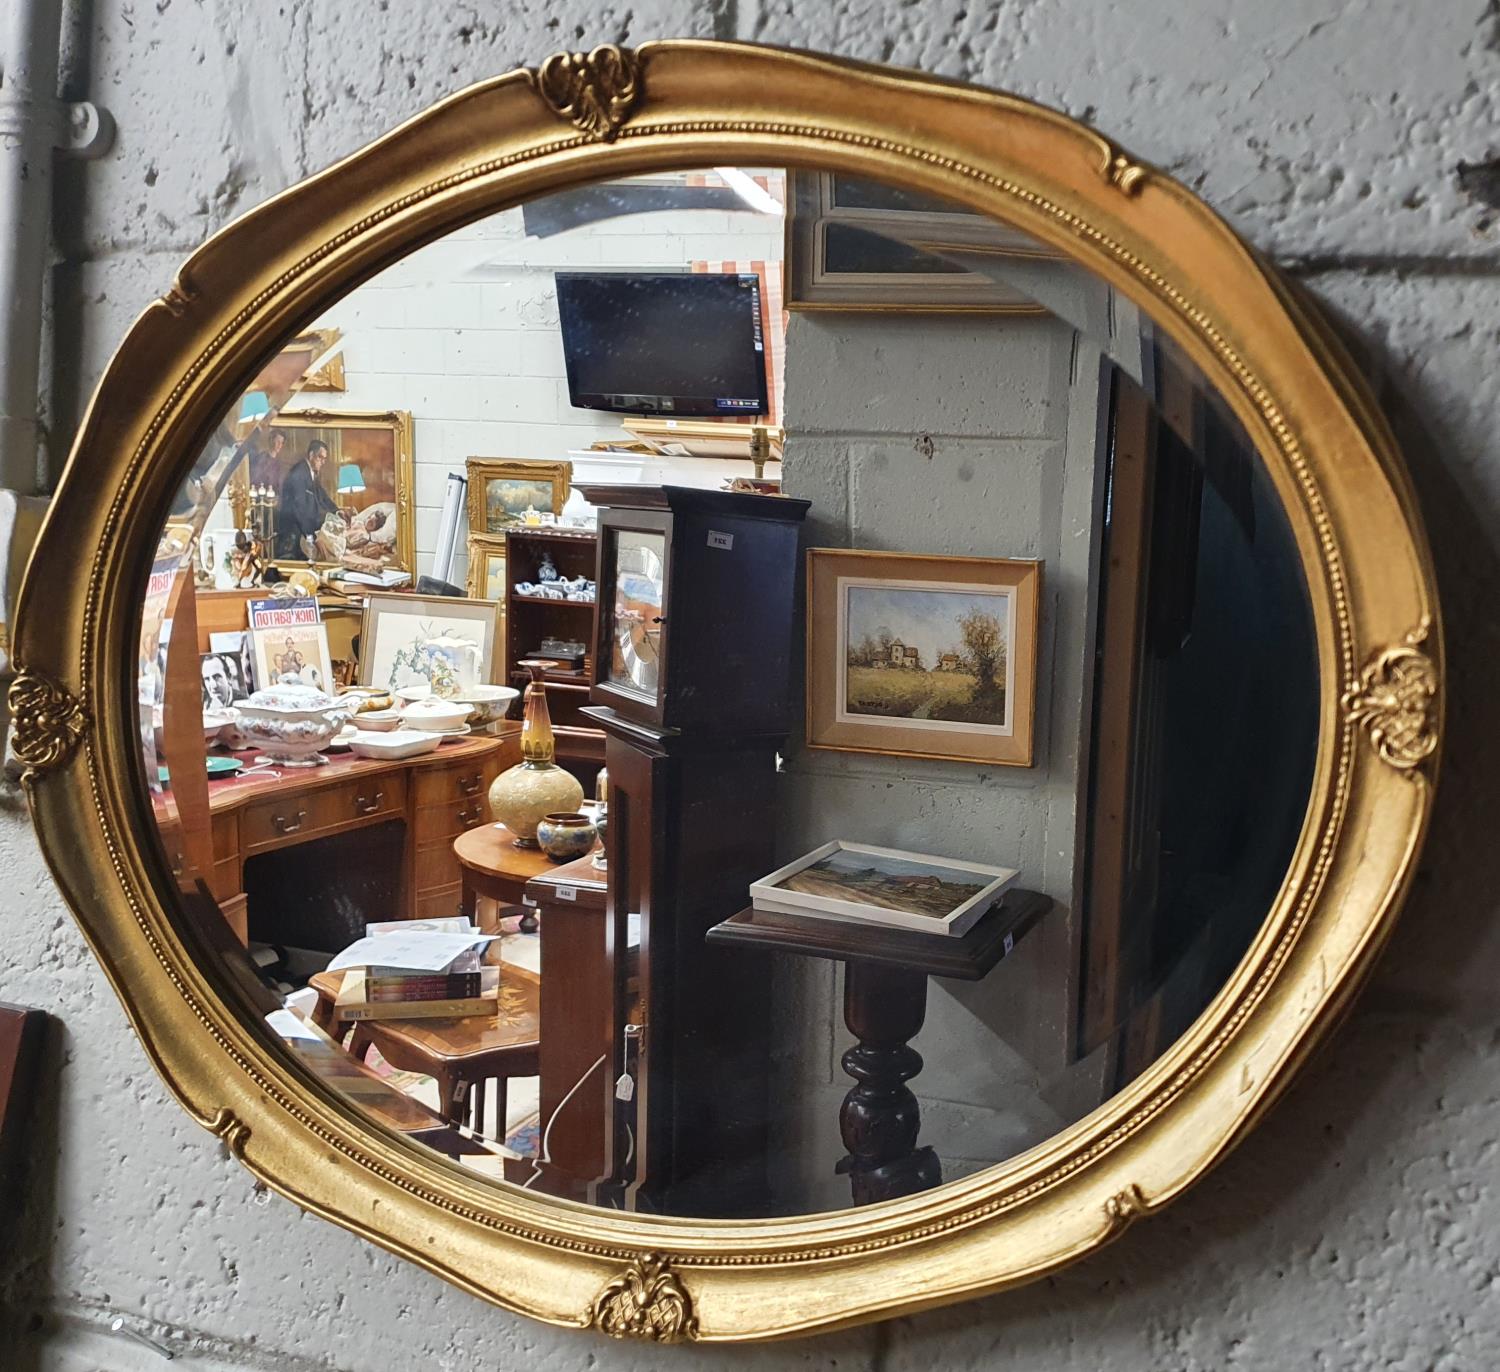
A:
[414,883,463,920]
[241,773,406,853]
[412,762,491,808]
[414,845,462,893]
[412,798,490,848]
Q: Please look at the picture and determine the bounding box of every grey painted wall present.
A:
[5,2,1499,1368]
[768,307,1100,1210]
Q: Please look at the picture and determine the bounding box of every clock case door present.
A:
[585,485,811,734]
[592,507,675,726]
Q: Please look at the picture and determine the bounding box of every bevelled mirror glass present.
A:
[14,42,1439,1341]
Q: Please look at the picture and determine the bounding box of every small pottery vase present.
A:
[536,812,597,863]
[487,660,584,848]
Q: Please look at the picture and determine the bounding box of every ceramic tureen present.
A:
[233,685,354,765]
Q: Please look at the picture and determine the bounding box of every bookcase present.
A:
[501,526,604,785]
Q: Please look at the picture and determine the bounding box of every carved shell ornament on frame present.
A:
[588,1254,698,1343]
[1342,622,1440,775]
[7,669,89,785]
[535,44,641,142]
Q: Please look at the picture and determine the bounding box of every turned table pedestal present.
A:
[707,889,1052,1206]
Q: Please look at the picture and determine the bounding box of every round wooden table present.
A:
[454,821,583,932]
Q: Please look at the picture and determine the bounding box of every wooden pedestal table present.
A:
[453,821,565,935]
[309,966,541,1136]
[706,889,1052,1206]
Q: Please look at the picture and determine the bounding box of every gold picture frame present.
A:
[10,42,1440,1343]
[464,534,508,604]
[277,327,346,392]
[229,409,415,574]
[806,548,1040,767]
[465,457,571,535]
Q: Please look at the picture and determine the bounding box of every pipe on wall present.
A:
[0,0,111,496]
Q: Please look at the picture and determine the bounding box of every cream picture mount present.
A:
[11,41,1440,1342]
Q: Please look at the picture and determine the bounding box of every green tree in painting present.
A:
[959,608,1006,710]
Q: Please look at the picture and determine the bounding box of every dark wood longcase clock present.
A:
[578,484,809,1216]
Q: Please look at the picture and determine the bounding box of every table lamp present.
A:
[336,463,365,495]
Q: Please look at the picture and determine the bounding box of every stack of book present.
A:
[327,920,502,1022]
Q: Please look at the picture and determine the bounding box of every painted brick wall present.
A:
[4,3,1498,1368]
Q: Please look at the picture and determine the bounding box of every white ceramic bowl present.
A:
[351,708,403,732]
[401,697,473,732]
[347,729,443,761]
[451,684,519,725]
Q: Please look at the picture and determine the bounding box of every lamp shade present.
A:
[336,463,365,494]
[238,390,271,422]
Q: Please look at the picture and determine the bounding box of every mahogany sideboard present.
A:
[155,725,519,941]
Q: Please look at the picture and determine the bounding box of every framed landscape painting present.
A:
[751,840,1019,938]
[806,548,1041,766]
[464,535,508,603]
[465,458,571,534]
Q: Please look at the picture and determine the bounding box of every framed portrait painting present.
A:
[465,458,571,535]
[806,548,1041,767]
[785,170,1056,313]
[230,409,415,572]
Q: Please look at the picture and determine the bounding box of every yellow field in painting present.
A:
[845,666,983,720]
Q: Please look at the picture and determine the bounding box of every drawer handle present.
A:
[456,805,482,827]
[458,773,483,797]
[355,790,385,816]
[272,809,307,835]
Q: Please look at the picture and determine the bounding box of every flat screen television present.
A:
[555,272,769,418]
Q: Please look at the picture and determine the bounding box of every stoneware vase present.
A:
[487,659,584,848]
[535,812,597,863]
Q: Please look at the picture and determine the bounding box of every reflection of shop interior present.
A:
[147,174,1314,1221]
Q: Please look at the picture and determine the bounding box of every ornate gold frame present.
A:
[228,407,416,574]
[10,41,1440,1343]
[464,533,508,603]
[465,457,572,535]
[282,327,347,391]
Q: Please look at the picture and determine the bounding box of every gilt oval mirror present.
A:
[12,41,1440,1342]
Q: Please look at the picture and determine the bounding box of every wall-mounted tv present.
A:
[555,272,769,418]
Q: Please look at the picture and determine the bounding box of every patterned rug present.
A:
[358,1043,433,1096]
[505,1114,541,1158]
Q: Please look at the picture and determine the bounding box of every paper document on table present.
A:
[326,930,499,974]
[265,1008,321,1042]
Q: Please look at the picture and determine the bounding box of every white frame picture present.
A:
[357,591,499,695]
[750,840,1019,938]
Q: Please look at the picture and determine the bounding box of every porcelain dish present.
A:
[346,729,444,761]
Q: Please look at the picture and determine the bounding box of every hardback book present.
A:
[336,967,491,1010]
[334,994,496,1023]
[749,840,1019,939]
[358,972,483,1003]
